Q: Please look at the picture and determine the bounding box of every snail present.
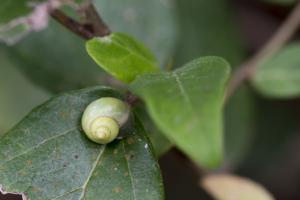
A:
[81,97,130,144]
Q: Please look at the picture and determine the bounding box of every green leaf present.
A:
[224,86,256,165]
[86,32,159,83]
[4,0,177,93]
[130,57,230,168]
[0,87,164,200]
[0,48,50,135]
[252,43,300,98]
[174,0,244,67]
[2,19,106,93]
[0,0,48,44]
[94,0,177,66]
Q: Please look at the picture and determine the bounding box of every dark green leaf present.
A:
[174,0,244,67]
[224,86,256,165]
[0,87,164,200]
[134,105,172,157]
[0,48,50,135]
[130,57,230,168]
[3,19,106,93]
[0,0,32,25]
[252,43,300,98]
[86,32,159,83]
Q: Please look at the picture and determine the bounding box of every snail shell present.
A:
[81,97,130,144]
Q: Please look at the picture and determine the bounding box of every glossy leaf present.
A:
[130,57,230,168]
[202,174,275,200]
[0,87,164,200]
[86,32,159,83]
[252,43,300,98]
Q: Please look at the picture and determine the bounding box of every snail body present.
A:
[81,97,130,144]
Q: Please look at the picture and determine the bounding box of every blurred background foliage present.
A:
[0,0,299,199]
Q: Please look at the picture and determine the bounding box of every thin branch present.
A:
[226,2,300,99]
[50,0,110,40]
[81,1,111,36]
[50,10,93,39]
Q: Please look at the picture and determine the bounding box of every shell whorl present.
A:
[82,97,129,144]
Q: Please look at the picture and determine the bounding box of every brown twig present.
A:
[81,1,111,36]
[50,10,93,39]
[50,0,110,40]
[226,2,300,99]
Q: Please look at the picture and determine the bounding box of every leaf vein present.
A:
[122,141,137,200]
[0,127,77,167]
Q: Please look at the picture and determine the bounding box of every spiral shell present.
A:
[81,97,130,144]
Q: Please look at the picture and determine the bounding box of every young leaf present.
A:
[86,32,160,83]
[93,0,177,66]
[130,57,230,168]
[252,43,300,98]
[0,87,164,200]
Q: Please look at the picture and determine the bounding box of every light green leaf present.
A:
[94,0,177,66]
[173,0,257,166]
[252,43,300,98]
[130,57,230,168]
[86,32,160,83]
[0,87,164,200]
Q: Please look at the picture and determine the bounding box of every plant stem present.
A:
[82,1,111,37]
[51,10,93,39]
[50,1,110,40]
[226,2,300,99]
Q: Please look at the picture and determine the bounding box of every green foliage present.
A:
[0,49,50,135]
[94,0,177,66]
[0,87,163,199]
[130,57,230,168]
[1,0,177,93]
[174,0,244,67]
[0,0,33,25]
[2,19,105,93]
[173,0,256,166]
[86,32,159,83]
[252,43,300,98]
